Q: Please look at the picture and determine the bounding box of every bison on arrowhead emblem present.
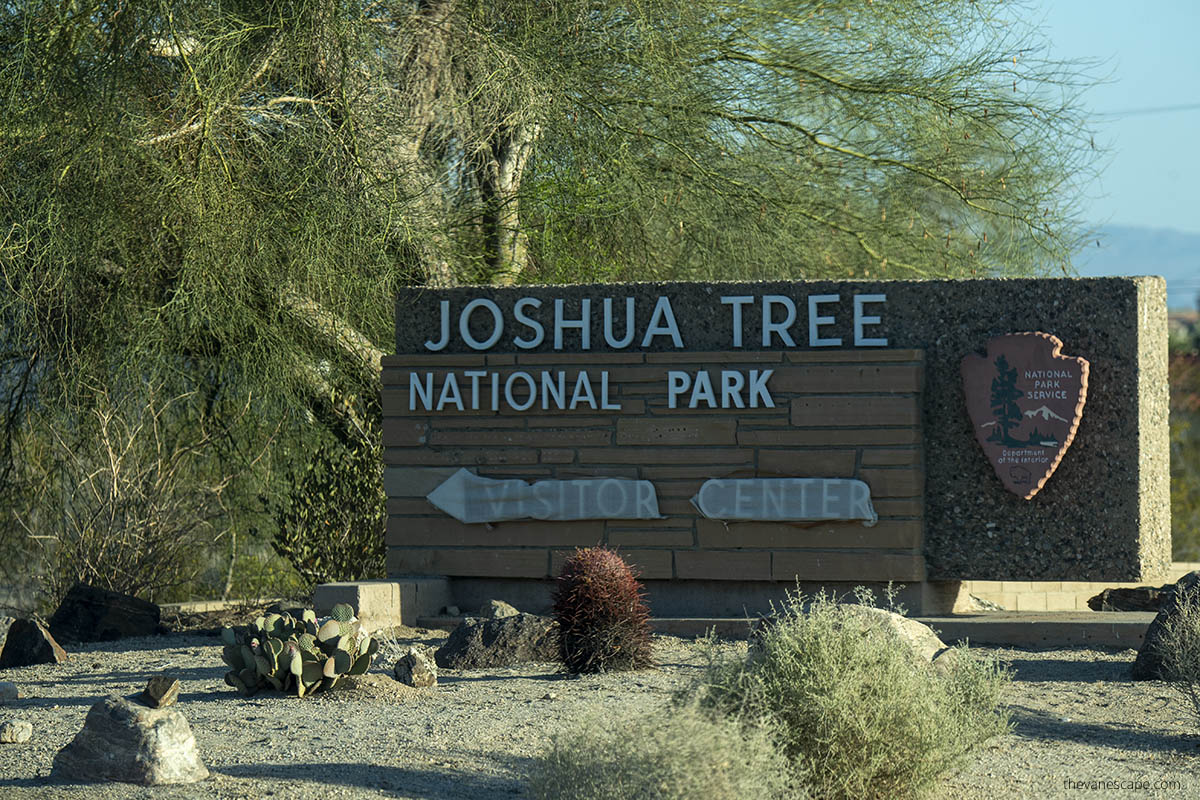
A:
[961,332,1089,499]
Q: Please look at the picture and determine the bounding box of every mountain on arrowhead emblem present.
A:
[961,332,1089,499]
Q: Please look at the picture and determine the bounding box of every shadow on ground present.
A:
[218,760,531,798]
[1002,656,1134,684]
[1008,704,1200,754]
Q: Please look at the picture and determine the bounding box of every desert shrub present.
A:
[271,428,386,587]
[694,589,1010,800]
[1155,589,1200,723]
[527,703,802,800]
[3,385,246,609]
[552,547,653,673]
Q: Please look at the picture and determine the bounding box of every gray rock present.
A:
[435,613,558,669]
[753,604,958,671]
[967,595,1006,612]
[141,676,180,709]
[1088,585,1169,612]
[393,647,437,687]
[1134,571,1200,680]
[49,584,161,644]
[0,681,17,702]
[444,606,461,617]
[52,695,208,785]
[0,719,31,743]
[831,605,949,663]
[481,600,520,619]
[0,619,68,668]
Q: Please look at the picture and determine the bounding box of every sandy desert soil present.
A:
[0,625,1198,800]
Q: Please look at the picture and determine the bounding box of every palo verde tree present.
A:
[0,1,1098,595]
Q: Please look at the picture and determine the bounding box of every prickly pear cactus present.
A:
[220,603,379,698]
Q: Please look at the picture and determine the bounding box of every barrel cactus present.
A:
[220,603,378,697]
[552,547,653,673]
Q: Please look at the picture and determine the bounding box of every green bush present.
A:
[271,430,386,587]
[527,703,802,800]
[694,590,1010,800]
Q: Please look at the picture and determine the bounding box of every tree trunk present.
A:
[481,124,540,285]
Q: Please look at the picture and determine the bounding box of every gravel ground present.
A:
[1,629,1199,799]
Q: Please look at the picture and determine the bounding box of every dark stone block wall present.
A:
[395,277,1169,582]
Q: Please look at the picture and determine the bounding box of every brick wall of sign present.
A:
[382,349,926,585]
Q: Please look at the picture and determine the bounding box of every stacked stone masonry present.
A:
[383,349,926,584]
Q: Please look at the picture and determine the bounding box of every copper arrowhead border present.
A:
[961,332,1089,500]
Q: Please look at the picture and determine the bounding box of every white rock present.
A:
[0,719,32,744]
[51,695,207,785]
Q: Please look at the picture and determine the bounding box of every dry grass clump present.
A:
[694,589,1011,800]
[527,703,803,800]
[1156,588,1200,723]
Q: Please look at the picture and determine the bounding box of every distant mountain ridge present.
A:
[1073,224,1200,310]
[1024,405,1068,423]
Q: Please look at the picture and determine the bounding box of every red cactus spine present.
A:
[552,547,653,673]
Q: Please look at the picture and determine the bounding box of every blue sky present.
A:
[1036,0,1200,235]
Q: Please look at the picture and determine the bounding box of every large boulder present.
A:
[753,604,961,674]
[52,695,207,785]
[1088,585,1169,612]
[435,613,558,669]
[49,584,161,644]
[1133,571,1200,680]
[0,619,68,668]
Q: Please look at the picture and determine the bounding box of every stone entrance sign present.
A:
[961,333,1089,499]
[386,277,1168,609]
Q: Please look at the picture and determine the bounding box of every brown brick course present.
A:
[386,518,603,548]
[388,548,550,578]
[756,449,856,476]
[429,430,612,447]
[676,550,772,581]
[695,520,921,550]
[861,448,921,466]
[791,396,920,427]
[771,551,925,582]
[615,419,738,446]
[551,549,674,579]
[607,529,696,548]
[738,428,919,446]
[859,468,925,498]
[783,349,922,363]
[770,365,923,394]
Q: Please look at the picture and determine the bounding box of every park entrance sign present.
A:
[384,278,1169,616]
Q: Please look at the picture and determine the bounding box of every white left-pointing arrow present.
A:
[426,468,662,524]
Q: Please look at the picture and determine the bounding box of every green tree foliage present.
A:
[270,426,387,587]
[0,1,1098,595]
[1170,315,1200,561]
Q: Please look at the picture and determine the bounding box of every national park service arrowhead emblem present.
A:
[961,333,1089,499]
